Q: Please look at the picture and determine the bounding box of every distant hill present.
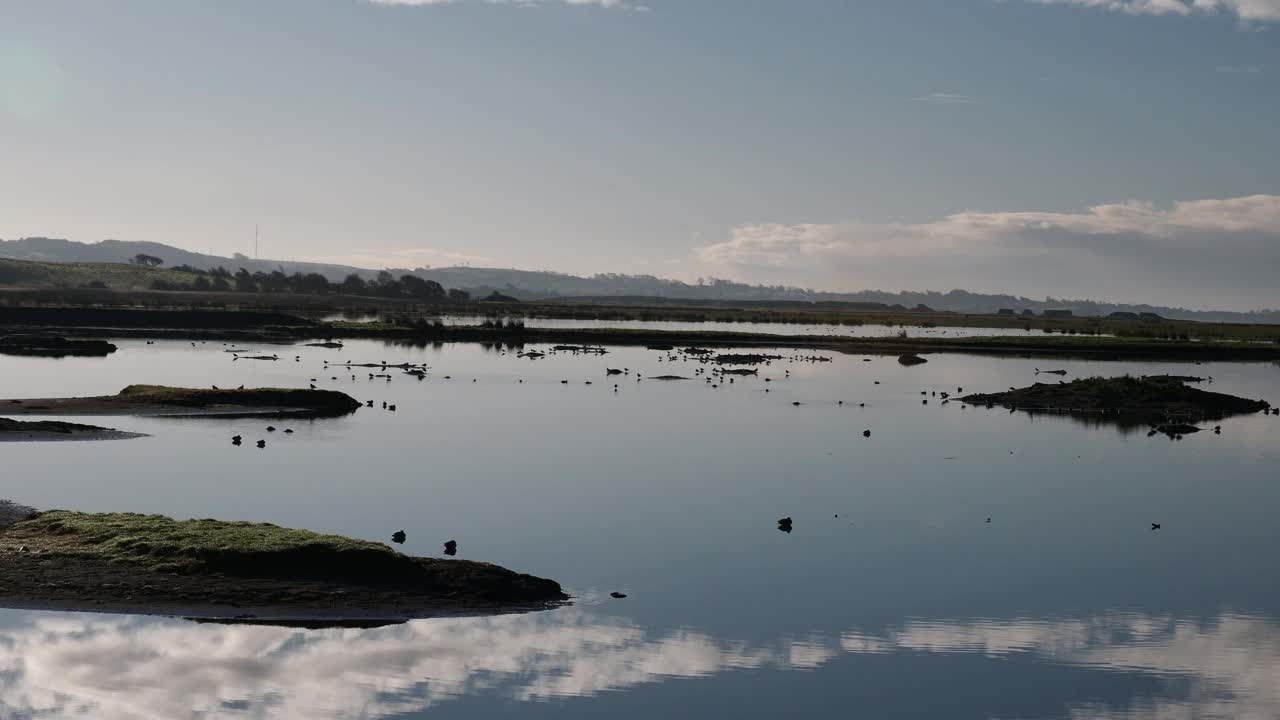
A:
[3,237,1277,324]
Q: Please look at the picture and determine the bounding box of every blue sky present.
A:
[1,0,1277,308]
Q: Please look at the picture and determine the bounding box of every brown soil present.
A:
[0,385,362,418]
[0,417,146,441]
[0,550,567,623]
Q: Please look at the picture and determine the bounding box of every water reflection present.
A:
[3,608,1278,719]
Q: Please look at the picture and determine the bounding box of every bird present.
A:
[443,540,458,556]
[610,591,628,599]
[793,401,802,406]
[256,439,266,448]
[862,430,871,437]
[777,517,793,533]
[388,404,396,411]
[284,428,294,434]
[266,426,276,432]
[391,530,406,544]
[1151,523,1161,530]
[231,435,242,445]
[985,517,991,524]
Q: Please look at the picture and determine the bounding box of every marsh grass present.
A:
[5,511,414,580]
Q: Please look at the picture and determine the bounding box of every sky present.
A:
[1,0,1277,309]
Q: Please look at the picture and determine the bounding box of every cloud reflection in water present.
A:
[2,609,1279,719]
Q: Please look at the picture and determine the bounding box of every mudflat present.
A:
[0,510,567,623]
[0,385,363,418]
[0,417,146,441]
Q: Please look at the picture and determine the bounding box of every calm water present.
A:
[2,338,1278,719]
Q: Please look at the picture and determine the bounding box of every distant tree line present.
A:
[150,265,478,301]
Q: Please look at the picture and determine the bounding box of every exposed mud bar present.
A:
[0,509,567,625]
[0,417,147,442]
[0,385,363,418]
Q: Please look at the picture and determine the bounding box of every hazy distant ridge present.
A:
[2,237,1276,324]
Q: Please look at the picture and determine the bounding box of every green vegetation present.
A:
[5,511,407,578]
[0,510,568,608]
[0,257,215,291]
[962,376,1271,422]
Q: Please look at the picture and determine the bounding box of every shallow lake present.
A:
[2,338,1278,719]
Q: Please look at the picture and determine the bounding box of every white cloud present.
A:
[3,609,1280,719]
[695,194,1280,309]
[1025,0,1280,24]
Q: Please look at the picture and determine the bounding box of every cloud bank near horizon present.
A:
[695,193,1280,310]
[1025,0,1280,24]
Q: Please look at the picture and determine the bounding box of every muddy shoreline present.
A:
[0,510,568,624]
[2,385,363,418]
[0,552,567,624]
[0,417,146,441]
[3,307,1279,360]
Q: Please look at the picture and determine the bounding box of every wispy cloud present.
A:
[1023,0,1280,25]
[910,93,981,105]
[695,193,1280,309]
[366,0,650,10]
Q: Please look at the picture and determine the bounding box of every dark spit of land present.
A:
[0,417,146,442]
[1,385,363,418]
[4,306,1280,361]
[962,376,1270,424]
[0,509,566,623]
[0,335,117,357]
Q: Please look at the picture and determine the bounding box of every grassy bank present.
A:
[0,510,568,619]
[7,511,410,579]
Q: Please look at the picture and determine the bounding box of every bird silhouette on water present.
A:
[391,530,406,544]
[443,540,458,556]
[231,435,242,446]
[1151,523,1162,530]
[777,517,793,533]
[610,591,628,599]
[256,439,266,448]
